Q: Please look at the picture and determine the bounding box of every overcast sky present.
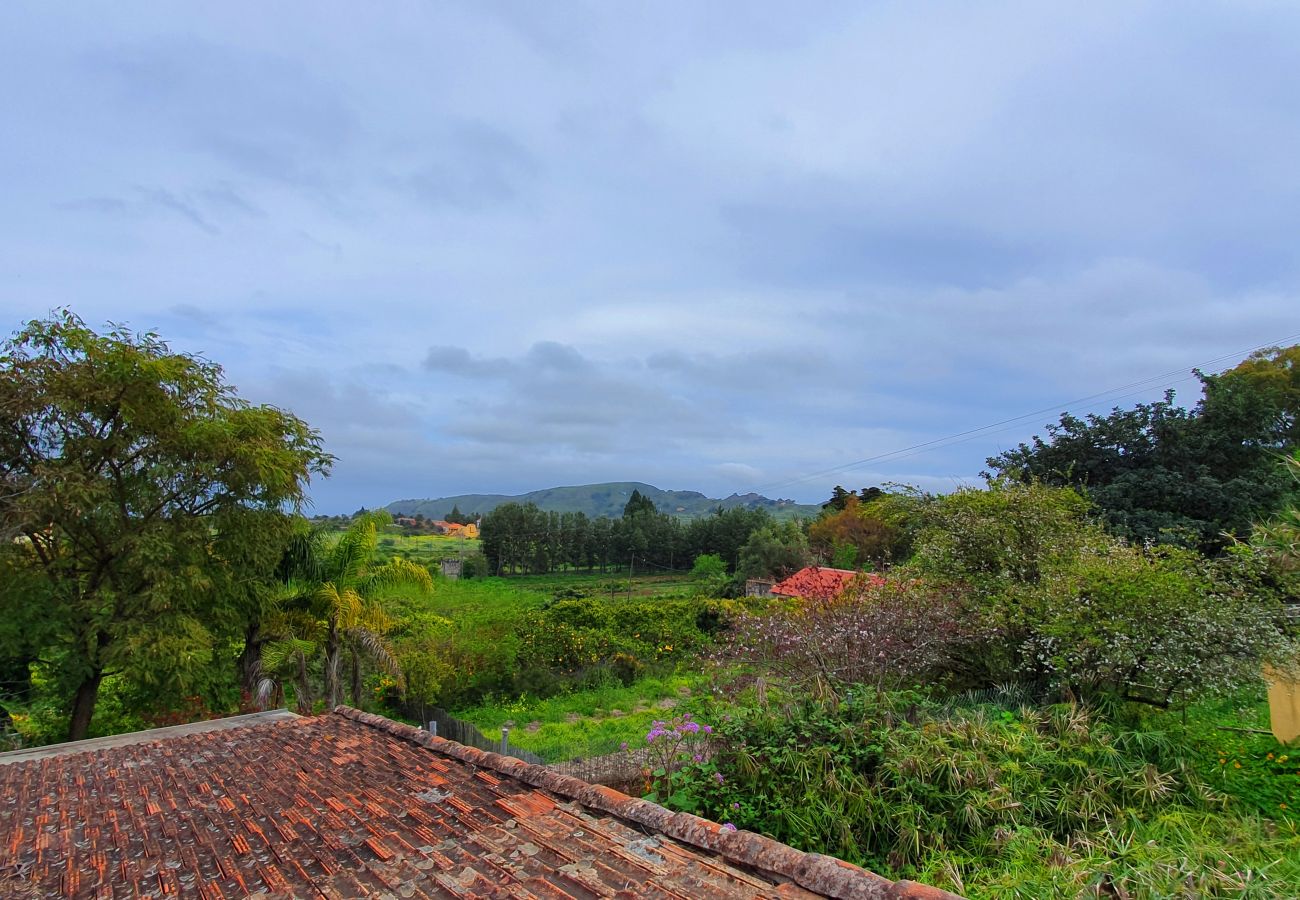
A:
[4,2,1299,513]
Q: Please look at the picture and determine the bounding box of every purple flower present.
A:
[702,725,713,734]
[731,802,740,810]
[713,772,725,784]
[722,823,737,832]
[619,741,628,751]
[692,754,703,762]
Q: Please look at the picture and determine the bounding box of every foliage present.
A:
[734,521,809,583]
[1025,544,1295,705]
[909,481,1295,705]
[809,495,902,569]
[987,350,1300,552]
[454,672,705,762]
[479,501,774,576]
[0,311,329,740]
[689,553,729,597]
[1252,451,1300,599]
[717,577,980,692]
[670,692,1300,897]
[913,480,1100,589]
[1162,693,1300,822]
[642,712,719,809]
[259,512,431,712]
[514,596,718,690]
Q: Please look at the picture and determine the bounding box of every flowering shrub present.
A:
[640,712,718,811]
[716,576,982,691]
[1023,545,1296,705]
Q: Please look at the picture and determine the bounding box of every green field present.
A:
[374,530,478,566]
[454,671,707,762]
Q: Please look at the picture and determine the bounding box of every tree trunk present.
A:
[324,633,342,710]
[349,647,362,708]
[294,652,313,715]
[238,621,265,703]
[68,670,104,742]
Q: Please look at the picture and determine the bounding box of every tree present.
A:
[987,355,1300,552]
[809,496,901,570]
[1214,345,1300,448]
[623,489,658,519]
[909,480,1294,704]
[260,512,431,711]
[735,521,810,582]
[689,553,729,597]
[0,312,331,739]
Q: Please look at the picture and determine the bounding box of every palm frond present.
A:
[357,557,433,596]
[347,626,404,683]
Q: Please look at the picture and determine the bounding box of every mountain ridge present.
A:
[384,481,818,520]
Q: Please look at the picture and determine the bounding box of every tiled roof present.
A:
[770,567,877,602]
[0,707,961,899]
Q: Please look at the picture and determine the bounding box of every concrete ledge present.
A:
[0,709,300,765]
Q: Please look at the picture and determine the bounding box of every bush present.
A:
[716,576,982,691]
[670,692,1300,897]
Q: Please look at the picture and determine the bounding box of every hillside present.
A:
[384,481,819,520]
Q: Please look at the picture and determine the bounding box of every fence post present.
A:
[427,720,437,737]
[501,727,510,756]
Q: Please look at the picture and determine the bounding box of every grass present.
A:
[374,530,477,566]
[452,671,708,761]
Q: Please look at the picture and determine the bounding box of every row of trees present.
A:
[478,491,776,576]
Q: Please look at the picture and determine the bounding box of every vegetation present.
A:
[667,692,1300,897]
[478,497,776,579]
[4,312,1299,897]
[987,347,1300,552]
[257,512,432,712]
[0,311,329,739]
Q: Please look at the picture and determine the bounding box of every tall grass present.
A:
[454,671,705,761]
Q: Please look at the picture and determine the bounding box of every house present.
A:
[0,707,961,899]
[770,566,880,603]
[745,578,775,598]
[432,521,479,539]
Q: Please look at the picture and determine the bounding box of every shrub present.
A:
[670,692,1300,896]
[716,576,982,691]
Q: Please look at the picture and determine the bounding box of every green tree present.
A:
[261,512,432,711]
[735,521,810,582]
[0,312,330,740]
[987,355,1300,552]
[690,553,729,597]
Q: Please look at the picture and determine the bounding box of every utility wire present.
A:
[751,331,1300,495]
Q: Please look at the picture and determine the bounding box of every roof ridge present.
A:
[332,706,962,900]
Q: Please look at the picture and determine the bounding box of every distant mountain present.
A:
[384,481,819,521]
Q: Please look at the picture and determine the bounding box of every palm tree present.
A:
[258,512,431,712]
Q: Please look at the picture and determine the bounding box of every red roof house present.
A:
[770,566,882,602]
[0,707,962,899]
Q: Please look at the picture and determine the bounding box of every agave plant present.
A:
[257,512,431,712]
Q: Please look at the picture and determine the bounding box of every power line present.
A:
[751,331,1300,495]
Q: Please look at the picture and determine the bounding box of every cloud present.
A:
[5,2,1300,513]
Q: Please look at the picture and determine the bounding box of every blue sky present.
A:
[3,2,1299,512]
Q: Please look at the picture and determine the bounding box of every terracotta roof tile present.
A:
[0,708,963,899]
[770,567,880,601]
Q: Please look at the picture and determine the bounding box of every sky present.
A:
[3,2,1299,513]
